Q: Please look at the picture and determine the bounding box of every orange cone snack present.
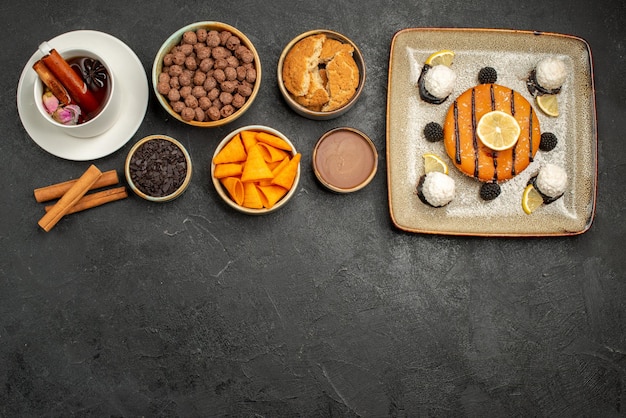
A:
[256,143,290,163]
[213,163,243,179]
[220,177,244,206]
[272,153,301,189]
[242,182,264,209]
[257,185,288,209]
[255,131,292,151]
[213,133,247,164]
[241,145,274,183]
[240,130,258,153]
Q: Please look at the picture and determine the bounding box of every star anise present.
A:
[83,58,108,89]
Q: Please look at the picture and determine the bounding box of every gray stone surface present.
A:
[1,0,625,416]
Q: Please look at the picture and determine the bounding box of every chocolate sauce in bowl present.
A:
[313,128,377,192]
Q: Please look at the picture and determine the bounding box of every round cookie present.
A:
[282,34,325,97]
[443,83,541,182]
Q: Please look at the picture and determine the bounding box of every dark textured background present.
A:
[2,0,625,416]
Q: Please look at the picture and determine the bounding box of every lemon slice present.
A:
[522,184,544,214]
[536,94,559,117]
[476,110,521,151]
[425,49,455,67]
[423,153,449,174]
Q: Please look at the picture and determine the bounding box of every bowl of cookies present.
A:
[211,125,301,215]
[277,29,365,120]
[152,21,261,127]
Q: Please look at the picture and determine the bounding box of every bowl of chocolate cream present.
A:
[312,127,378,193]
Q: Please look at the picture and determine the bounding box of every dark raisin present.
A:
[539,132,558,151]
[423,122,444,142]
[478,67,497,84]
[479,182,501,201]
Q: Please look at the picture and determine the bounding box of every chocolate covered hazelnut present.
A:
[199,58,214,72]
[214,58,228,70]
[163,54,174,66]
[220,105,235,118]
[179,85,192,99]
[232,93,245,108]
[196,47,212,60]
[219,31,232,45]
[182,31,197,45]
[168,64,183,77]
[219,91,233,105]
[157,81,170,95]
[237,83,252,97]
[178,72,192,87]
[181,44,194,56]
[192,85,207,98]
[225,35,241,51]
[207,106,221,120]
[167,88,181,102]
[223,80,239,94]
[171,101,185,113]
[194,107,206,122]
[184,56,197,71]
[213,68,226,83]
[198,96,212,110]
[207,87,220,101]
[196,28,207,43]
[184,95,198,109]
[206,31,221,47]
[212,46,229,60]
[203,76,217,91]
[224,66,237,81]
[158,72,171,84]
[169,76,180,89]
[181,107,195,121]
[172,51,186,65]
[193,71,206,86]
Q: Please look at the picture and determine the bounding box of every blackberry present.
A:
[423,122,444,142]
[540,132,558,151]
[479,182,501,201]
[478,66,498,84]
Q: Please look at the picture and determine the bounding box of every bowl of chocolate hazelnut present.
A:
[152,21,261,127]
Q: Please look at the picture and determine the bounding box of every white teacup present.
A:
[33,43,121,138]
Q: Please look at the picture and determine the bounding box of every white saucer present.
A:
[17,30,149,161]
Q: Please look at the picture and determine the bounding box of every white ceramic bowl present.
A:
[277,29,366,120]
[33,45,120,138]
[152,21,261,127]
[211,125,300,214]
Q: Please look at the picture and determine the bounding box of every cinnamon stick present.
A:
[38,164,102,232]
[34,169,119,202]
[41,49,99,114]
[33,60,71,105]
[44,187,128,215]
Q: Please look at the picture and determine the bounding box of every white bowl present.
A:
[33,44,121,138]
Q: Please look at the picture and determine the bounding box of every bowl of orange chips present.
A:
[211,125,301,214]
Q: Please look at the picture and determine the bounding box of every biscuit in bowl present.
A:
[278,30,365,119]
